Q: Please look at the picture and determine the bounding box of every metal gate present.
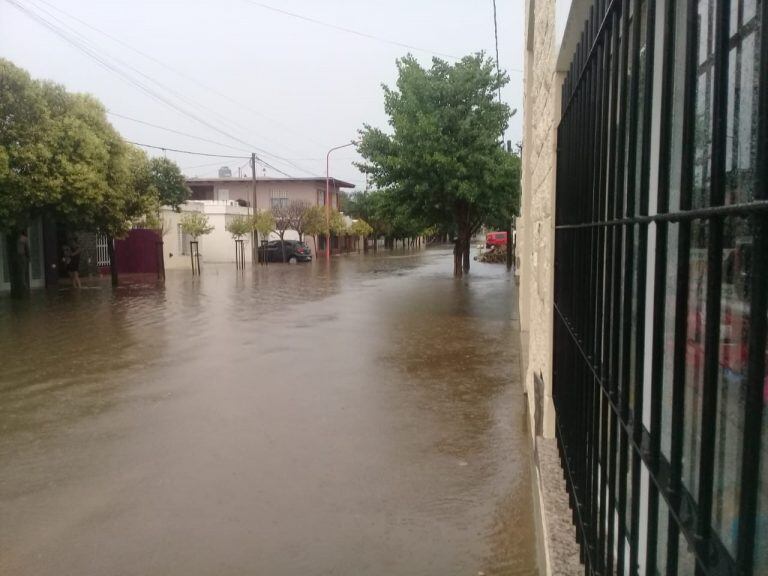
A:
[553,0,767,574]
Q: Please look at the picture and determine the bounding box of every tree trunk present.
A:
[280,234,287,262]
[7,231,29,299]
[107,235,118,287]
[453,238,463,277]
[462,235,470,273]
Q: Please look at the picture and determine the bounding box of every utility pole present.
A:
[251,153,258,264]
[325,141,358,261]
[506,141,514,271]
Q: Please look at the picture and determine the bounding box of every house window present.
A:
[189,185,213,201]
[270,188,288,210]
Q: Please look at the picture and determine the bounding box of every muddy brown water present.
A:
[0,248,537,576]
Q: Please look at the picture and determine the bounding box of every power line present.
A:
[23,0,256,146]
[8,2,258,153]
[30,0,333,155]
[241,0,523,73]
[492,0,502,104]
[127,143,303,181]
[107,111,252,153]
[127,142,250,159]
[240,0,461,60]
[8,0,316,178]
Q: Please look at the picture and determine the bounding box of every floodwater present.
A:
[0,248,537,576]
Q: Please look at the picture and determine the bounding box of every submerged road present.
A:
[0,248,537,576]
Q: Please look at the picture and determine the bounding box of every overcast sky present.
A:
[1,0,524,189]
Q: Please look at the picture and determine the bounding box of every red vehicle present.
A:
[485,231,508,249]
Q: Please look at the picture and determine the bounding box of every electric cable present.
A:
[7,0,317,177]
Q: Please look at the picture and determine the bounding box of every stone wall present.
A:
[519,0,562,439]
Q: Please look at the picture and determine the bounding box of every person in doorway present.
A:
[16,230,30,290]
[68,238,82,289]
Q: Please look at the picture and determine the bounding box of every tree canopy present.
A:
[0,58,186,237]
[356,53,520,275]
[149,157,190,210]
[179,211,214,240]
[252,210,275,237]
[225,215,251,239]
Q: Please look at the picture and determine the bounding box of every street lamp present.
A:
[325,140,358,261]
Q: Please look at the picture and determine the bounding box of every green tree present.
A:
[179,211,214,240]
[301,205,326,255]
[251,211,275,237]
[349,218,373,252]
[328,208,347,236]
[0,59,159,294]
[349,218,373,237]
[357,53,518,276]
[225,215,251,239]
[483,150,521,269]
[251,211,275,262]
[149,157,189,209]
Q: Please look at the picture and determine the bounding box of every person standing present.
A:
[16,230,30,291]
[68,238,82,289]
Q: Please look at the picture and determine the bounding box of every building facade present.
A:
[185,177,351,213]
[161,177,355,269]
[519,0,767,574]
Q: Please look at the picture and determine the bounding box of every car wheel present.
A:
[288,256,298,264]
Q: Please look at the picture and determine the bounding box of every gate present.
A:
[553,0,767,574]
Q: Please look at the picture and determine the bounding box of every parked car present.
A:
[258,240,312,263]
[486,231,508,248]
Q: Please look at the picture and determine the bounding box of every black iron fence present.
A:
[553,0,766,574]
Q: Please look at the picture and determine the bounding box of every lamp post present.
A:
[325,141,358,261]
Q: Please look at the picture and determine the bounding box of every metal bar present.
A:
[555,294,742,576]
[604,9,623,570]
[554,0,765,573]
[562,0,621,113]
[694,0,730,567]
[663,0,700,567]
[645,0,679,570]
[735,0,768,567]
[554,200,768,229]
[629,0,658,571]
[615,2,634,571]
[734,214,767,575]
[596,21,613,570]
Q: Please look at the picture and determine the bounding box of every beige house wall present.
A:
[186,178,344,212]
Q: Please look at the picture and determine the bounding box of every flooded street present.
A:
[0,248,536,576]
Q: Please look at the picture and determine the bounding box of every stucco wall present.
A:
[161,202,254,269]
[520,0,563,439]
[187,179,342,212]
[161,201,320,270]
